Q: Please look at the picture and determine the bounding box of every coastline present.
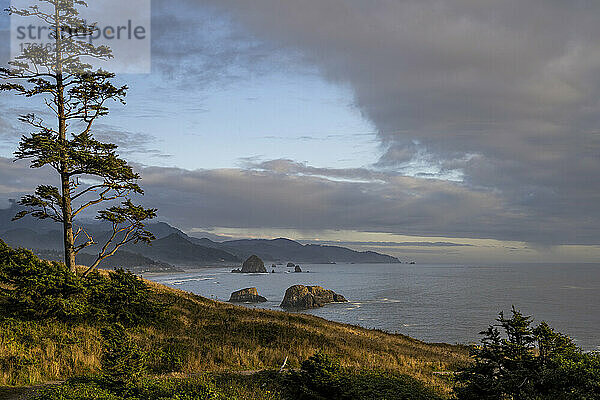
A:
[145,262,600,352]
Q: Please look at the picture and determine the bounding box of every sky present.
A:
[1,0,600,263]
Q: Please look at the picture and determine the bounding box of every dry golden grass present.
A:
[0,274,470,395]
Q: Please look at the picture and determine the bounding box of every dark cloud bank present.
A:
[181,0,599,245]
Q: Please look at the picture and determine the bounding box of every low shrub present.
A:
[35,381,122,400]
[135,377,224,400]
[32,358,441,400]
[34,377,228,400]
[284,352,442,400]
[147,341,187,373]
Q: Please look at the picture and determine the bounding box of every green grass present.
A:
[0,272,469,396]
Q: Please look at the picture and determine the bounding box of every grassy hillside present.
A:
[0,270,469,395]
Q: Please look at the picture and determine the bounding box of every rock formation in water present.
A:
[286,262,295,268]
[280,285,347,309]
[228,287,267,303]
[294,264,302,273]
[232,255,267,273]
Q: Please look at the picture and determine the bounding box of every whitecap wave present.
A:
[163,277,215,285]
[379,298,403,303]
[562,285,593,290]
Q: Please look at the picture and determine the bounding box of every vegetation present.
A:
[0,241,468,396]
[0,2,468,398]
[3,242,600,399]
[283,352,442,399]
[454,307,600,399]
[31,354,443,400]
[33,375,270,400]
[0,240,163,325]
[0,242,87,321]
[99,323,146,393]
[1,0,156,275]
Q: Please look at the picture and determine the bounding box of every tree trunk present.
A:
[61,172,76,273]
[54,5,76,274]
[58,78,75,273]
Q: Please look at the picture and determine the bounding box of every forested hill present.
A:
[192,236,400,263]
[0,203,400,266]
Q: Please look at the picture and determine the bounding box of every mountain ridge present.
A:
[0,203,401,266]
[193,236,400,263]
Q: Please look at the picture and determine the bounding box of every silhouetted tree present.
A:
[0,0,156,275]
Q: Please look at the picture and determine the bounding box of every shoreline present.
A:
[143,263,600,352]
[143,267,463,347]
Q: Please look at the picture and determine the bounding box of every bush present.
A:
[290,352,345,399]
[0,241,164,326]
[285,352,441,400]
[147,341,187,373]
[86,269,164,327]
[454,307,600,399]
[0,240,87,321]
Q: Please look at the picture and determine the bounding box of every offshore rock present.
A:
[232,255,267,273]
[280,285,347,310]
[228,287,267,303]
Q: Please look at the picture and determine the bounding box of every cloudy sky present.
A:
[1,0,600,263]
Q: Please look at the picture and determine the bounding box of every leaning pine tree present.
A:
[0,0,156,276]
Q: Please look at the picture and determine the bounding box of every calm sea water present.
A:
[147,263,600,351]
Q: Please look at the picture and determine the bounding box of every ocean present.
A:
[147,263,600,351]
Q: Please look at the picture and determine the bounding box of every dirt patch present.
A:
[0,382,62,400]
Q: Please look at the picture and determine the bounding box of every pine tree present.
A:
[1,0,156,275]
[454,307,600,400]
[100,323,146,391]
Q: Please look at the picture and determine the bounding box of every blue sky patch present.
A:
[0,0,8,30]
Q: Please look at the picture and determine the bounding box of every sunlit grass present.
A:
[0,273,469,395]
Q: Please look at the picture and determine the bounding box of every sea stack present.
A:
[240,255,267,273]
[294,265,302,273]
[228,287,267,303]
[280,285,347,310]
